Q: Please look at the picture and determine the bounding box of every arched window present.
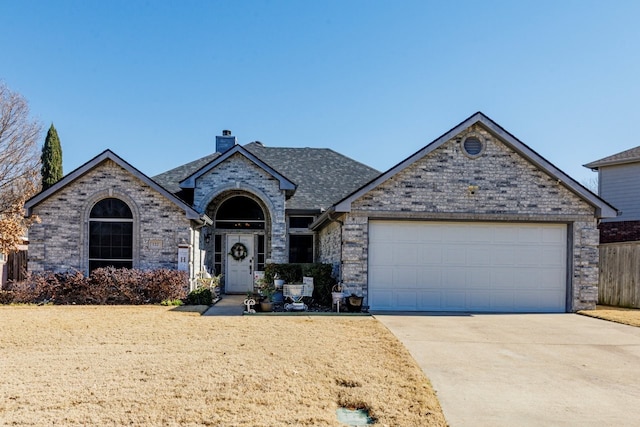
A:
[215,196,265,229]
[89,198,133,272]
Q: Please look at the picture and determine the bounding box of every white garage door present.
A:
[368,221,567,312]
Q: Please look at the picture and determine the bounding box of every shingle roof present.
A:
[244,143,380,211]
[152,143,380,211]
[153,152,220,194]
[584,145,640,169]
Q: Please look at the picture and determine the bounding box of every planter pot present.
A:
[291,302,305,311]
[260,301,273,312]
[332,292,344,304]
[272,290,284,303]
[274,279,285,289]
[346,295,363,312]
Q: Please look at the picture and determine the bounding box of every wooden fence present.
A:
[599,242,640,308]
[7,250,28,282]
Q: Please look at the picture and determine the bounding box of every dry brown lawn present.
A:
[578,305,640,327]
[0,306,447,426]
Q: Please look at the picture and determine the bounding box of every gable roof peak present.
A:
[329,112,616,219]
[179,144,296,193]
[25,149,203,221]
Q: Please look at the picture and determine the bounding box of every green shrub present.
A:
[184,286,213,305]
[264,263,336,306]
[160,298,184,306]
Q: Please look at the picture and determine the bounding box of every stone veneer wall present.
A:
[193,153,288,263]
[317,216,343,280]
[340,124,600,311]
[28,159,194,274]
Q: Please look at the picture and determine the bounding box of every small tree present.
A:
[0,82,41,254]
[41,123,63,190]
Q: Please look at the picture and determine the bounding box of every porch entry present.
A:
[225,234,254,293]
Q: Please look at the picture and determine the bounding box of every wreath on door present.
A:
[229,242,248,261]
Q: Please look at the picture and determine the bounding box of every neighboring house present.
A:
[584,146,640,242]
[24,112,616,312]
[584,146,640,308]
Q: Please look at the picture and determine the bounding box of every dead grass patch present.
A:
[578,305,640,327]
[0,306,446,426]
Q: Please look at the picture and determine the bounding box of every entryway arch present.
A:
[203,191,271,293]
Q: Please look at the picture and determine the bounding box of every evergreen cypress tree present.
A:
[41,123,63,190]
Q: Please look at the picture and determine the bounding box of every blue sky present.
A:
[1,0,639,187]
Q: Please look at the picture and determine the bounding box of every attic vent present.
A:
[462,135,485,158]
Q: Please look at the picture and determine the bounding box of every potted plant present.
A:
[346,293,363,312]
[258,280,275,312]
[273,272,285,289]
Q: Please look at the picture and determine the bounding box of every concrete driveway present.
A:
[375,313,640,427]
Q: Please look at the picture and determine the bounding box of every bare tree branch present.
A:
[0,81,42,253]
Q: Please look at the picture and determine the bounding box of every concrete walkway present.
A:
[375,313,640,427]
[202,294,246,316]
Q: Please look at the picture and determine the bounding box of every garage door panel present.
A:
[369,264,393,279]
[393,244,419,265]
[492,248,517,265]
[369,290,394,310]
[443,268,466,287]
[495,226,520,243]
[512,268,542,288]
[541,247,565,266]
[443,246,463,265]
[492,269,515,288]
[469,268,491,289]
[543,227,565,243]
[491,291,516,310]
[393,268,418,288]
[369,221,567,312]
[467,292,492,311]
[467,247,491,265]
[518,227,543,243]
[447,227,470,242]
[465,226,493,242]
[540,269,566,288]
[420,246,443,264]
[513,247,542,266]
[395,291,420,310]
[418,291,443,310]
[443,291,466,310]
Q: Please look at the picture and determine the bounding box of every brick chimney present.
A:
[216,130,236,153]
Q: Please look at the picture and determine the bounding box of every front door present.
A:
[225,234,254,293]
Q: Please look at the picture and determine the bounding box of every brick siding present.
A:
[325,124,600,311]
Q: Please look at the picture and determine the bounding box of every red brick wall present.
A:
[599,220,640,243]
